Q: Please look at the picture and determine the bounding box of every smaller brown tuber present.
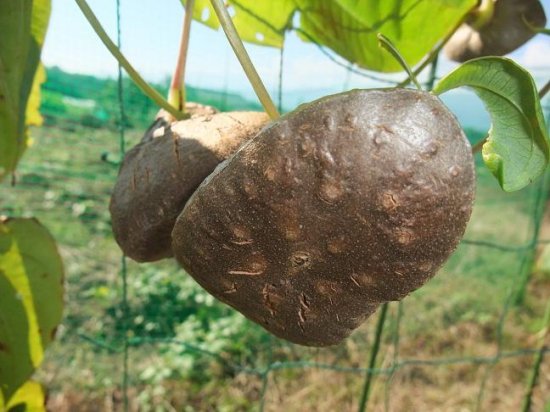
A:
[110,106,269,262]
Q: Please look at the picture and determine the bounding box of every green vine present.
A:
[470,0,495,29]
[209,0,280,119]
[74,0,187,120]
[377,34,422,91]
[522,14,550,35]
[169,0,196,113]
[396,7,474,89]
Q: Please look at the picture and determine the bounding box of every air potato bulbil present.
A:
[109,105,269,262]
[171,89,476,347]
[444,0,547,62]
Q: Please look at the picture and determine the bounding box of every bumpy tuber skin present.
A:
[171,89,476,347]
[110,109,269,262]
[444,0,547,63]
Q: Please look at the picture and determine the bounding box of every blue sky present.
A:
[43,0,550,106]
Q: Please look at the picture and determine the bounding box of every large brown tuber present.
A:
[171,89,476,347]
[444,0,547,62]
[110,107,269,262]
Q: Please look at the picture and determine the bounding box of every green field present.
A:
[40,67,262,130]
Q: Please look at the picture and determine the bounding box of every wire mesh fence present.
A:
[2,1,550,411]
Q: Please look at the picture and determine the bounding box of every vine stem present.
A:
[470,0,495,30]
[472,79,550,154]
[209,0,280,120]
[169,0,195,113]
[540,79,550,99]
[522,14,550,35]
[521,299,550,412]
[358,303,389,412]
[74,0,186,120]
[377,34,422,91]
[396,6,475,89]
[426,52,440,91]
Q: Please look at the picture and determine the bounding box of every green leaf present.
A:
[25,65,46,128]
[0,380,46,412]
[181,0,218,30]
[296,0,477,72]
[0,218,64,403]
[185,0,475,71]
[182,0,295,47]
[0,0,51,182]
[433,57,550,192]
[0,275,31,406]
[230,0,296,47]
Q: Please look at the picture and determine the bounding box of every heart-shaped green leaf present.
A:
[0,218,64,403]
[433,57,550,192]
[184,0,476,72]
[0,0,51,182]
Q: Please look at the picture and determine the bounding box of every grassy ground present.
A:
[1,124,549,411]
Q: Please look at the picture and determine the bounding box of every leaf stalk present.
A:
[169,0,195,113]
[74,0,186,120]
[210,0,280,120]
[377,33,422,91]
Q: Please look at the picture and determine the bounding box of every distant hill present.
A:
[40,66,262,129]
